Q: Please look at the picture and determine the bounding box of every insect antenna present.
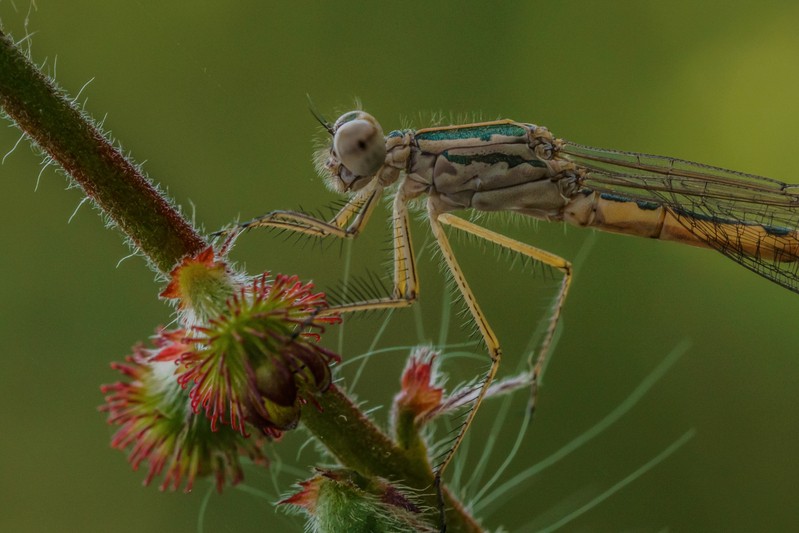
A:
[307,94,334,135]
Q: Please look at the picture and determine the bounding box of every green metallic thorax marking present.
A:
[443,151,546,168]
[416,123,527,142]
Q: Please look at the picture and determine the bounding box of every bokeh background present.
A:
[2,2,799,531]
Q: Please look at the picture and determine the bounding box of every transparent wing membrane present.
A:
[563,142,799,292]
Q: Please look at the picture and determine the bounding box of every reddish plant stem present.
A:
[0,27,482,532]
[0,29,205,273]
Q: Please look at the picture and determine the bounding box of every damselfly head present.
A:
[316,111,386,193]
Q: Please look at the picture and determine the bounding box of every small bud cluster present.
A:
[100,246,339,491]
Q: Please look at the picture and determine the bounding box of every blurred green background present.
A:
[2,2,799,531]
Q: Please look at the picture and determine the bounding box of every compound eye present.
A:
[332,112,386,177]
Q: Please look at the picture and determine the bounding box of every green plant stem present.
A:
[302,385,483,533]
[0,29,205,273]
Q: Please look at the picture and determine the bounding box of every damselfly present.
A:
[218,109,799,518]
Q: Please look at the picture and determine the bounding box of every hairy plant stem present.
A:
[303,385,482,532]
[0,29,205,273]
[0,27,482,532]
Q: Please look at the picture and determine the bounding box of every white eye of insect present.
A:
[332,112,387,177]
